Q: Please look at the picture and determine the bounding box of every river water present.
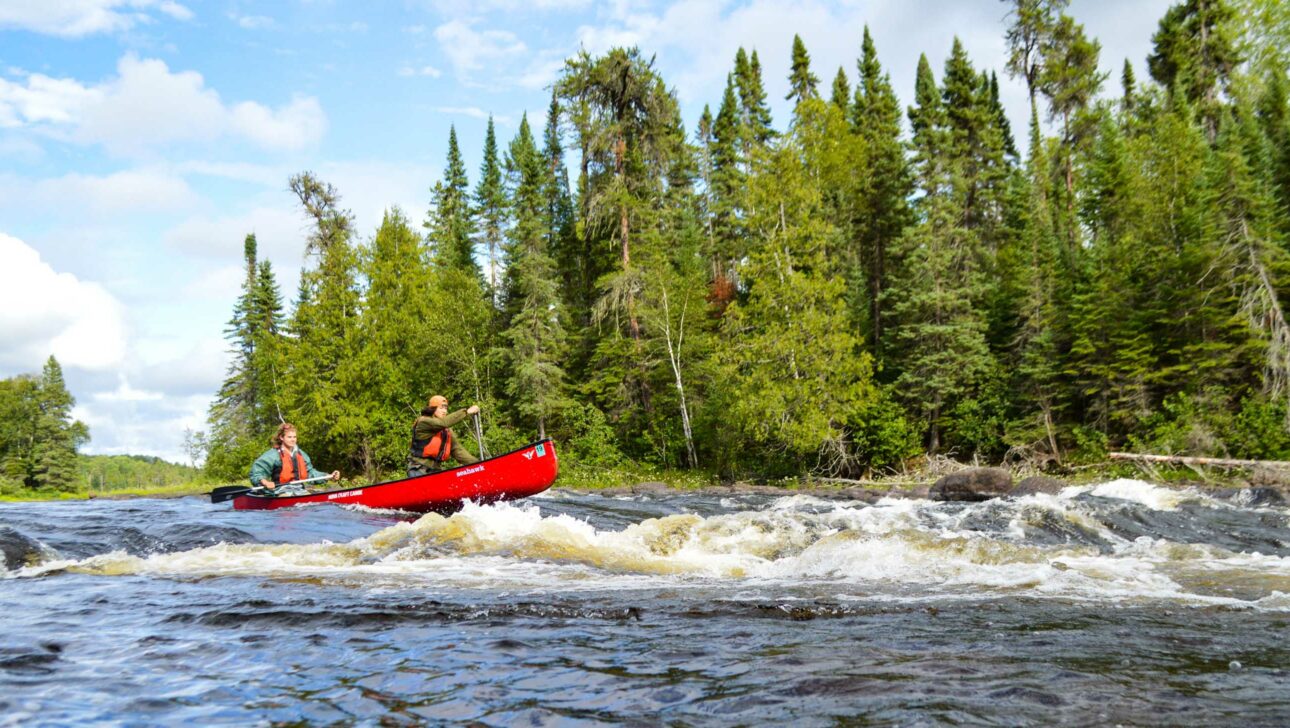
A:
[2,479,1289,725]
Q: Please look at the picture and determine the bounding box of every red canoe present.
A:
[231,439,559,512]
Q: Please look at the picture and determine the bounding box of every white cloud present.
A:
[162,206,305,263]
[0,232,128,373]
[229,95,328,151]
[231,13,273,29]
[94,374,163,402]
[0,54,327,155]
[399,65,443,78]
[0,168,199,217]
[0,71,103,126]
[435,106,512,125]
[0,0,193,37]
[434,19,527,77]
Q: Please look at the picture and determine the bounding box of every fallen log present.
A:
[1108,452,1290,470]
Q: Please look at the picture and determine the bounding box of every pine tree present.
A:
[475,117,507,299]
[426,126,476,273]
[1004,0,1069,105]
[786,34,820,104]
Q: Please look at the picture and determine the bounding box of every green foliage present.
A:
[845,389,921,471]
[1226,395,1290,458]
[82,454,206,492]
[0,357,88,493]
[556,401,625,467]
[192,17,1290,484]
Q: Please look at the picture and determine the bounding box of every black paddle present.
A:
[209,475,333,504]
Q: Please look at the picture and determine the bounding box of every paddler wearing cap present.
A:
[407,394,481,477]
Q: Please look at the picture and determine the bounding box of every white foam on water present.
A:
[13,496,1290,609]
[1060,478,1205,511]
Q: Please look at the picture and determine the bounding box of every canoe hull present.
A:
[231,439,558,513]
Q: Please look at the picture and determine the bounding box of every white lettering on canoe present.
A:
[328,490,362,500]
[457,465,484,477]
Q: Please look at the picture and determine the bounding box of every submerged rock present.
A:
[0,526,48,571]
[1010,476,1067,497]
[929,468,1012,502]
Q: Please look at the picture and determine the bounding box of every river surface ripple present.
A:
[3,480,1290,726]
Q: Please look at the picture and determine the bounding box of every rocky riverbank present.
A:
[587,467,1290,506]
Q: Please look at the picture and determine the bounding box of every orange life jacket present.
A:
[278,448,309,484]
[410,421,452,463]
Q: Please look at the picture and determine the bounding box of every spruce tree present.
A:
[734,48,775,146]
[502,115,570,440]
[284,172,362,472]
[786,34,820,104]
[475,117,507,299]
[710,74,746,298]
[830,66,850,113]
[887,56,994,452]
[1148,0,1241,141]
[30,356,85,492]
[852,26,912,356]
[426,126,476,273]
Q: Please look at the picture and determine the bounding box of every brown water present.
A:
[3,480,1289,725]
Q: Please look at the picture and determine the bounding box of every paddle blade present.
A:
[209,486,251,504]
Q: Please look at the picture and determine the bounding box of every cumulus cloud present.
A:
[0,54,327,155]
[434,19,527,77]
[0,0,193,37]
[0,232,128,374]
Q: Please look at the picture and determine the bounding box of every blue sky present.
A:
[0,0,1172,465]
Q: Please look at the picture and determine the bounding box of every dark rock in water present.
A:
[1011,476,1067,497]
[0,526,48,571]
[631,482,671,495]
[930,468,1012,502]
[1236,487,1287,507]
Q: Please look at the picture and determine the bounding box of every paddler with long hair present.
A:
[408,395,480,477]
[249,422,340,495]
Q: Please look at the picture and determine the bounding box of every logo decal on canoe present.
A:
[328,490,362,500]
[457,465,484,477]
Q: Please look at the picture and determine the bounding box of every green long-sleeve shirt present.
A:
[249,447,326,487]
[408,408,479,469]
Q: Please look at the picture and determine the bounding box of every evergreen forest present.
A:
[196,0,1290,483]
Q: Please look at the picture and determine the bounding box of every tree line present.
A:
[203,0,1290,482]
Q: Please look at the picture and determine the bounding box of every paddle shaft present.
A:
[473,412,487,459]
[209,475,333,504]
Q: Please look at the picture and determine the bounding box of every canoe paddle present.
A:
[208,475,334,504]
[473,411,488,459]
